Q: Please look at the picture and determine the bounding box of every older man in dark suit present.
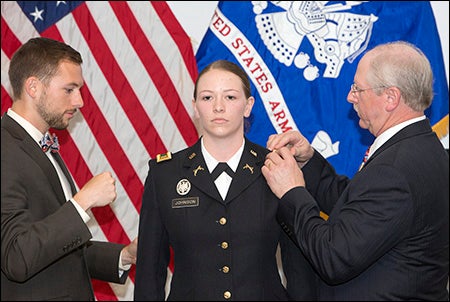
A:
[262,41,449,300]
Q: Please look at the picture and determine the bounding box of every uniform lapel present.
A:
[225,139,266,203]
[182,140,223,201]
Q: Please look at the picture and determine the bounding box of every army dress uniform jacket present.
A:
[1,114,129,301]
[134,138,289,301]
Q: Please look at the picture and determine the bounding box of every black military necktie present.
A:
[211,162,234,180]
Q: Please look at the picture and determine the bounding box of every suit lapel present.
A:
[3,114,68,204]
[51,152,77,195]
[20,132,68,204]
[365,119,432,166]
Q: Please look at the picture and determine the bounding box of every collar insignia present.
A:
[243,163,254,174]
[193,165,204,176]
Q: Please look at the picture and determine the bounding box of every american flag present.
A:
[1,1,199,300]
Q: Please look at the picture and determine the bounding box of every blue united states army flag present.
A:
[195,1,449,177]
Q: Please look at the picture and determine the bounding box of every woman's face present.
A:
[193,68,254,140]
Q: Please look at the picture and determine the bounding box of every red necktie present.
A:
[363,147,370,164]
[358,146,370,171]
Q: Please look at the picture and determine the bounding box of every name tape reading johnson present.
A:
[172,197,200,209]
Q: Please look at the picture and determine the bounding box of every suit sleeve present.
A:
[301,150,350,214]
[278,158,414,284]
[85,240,128,283]
[1,200,92,282]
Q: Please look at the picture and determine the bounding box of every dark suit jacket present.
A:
[134,138,289,301]
[278,119,449,300]
[1,114,128,301]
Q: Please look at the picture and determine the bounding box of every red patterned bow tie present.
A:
[40,133,60,153]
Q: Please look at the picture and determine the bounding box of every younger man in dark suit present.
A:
[1,37,137,301]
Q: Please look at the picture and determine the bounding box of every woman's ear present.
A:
[244,96,255,117]
[192,98,200,119]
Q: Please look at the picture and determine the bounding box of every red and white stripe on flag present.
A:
[1,1,199,300]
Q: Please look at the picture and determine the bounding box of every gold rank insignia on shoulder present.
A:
[250,149,257,157]
[156,152,172,163]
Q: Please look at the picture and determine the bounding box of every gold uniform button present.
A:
[222,265,230,273]
[221,241,228,249]
[223,291,231,299]
[219,217,227,225]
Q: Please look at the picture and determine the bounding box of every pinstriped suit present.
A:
[278,119,449,300]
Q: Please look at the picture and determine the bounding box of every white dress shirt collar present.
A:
[201,137,245,173]
[368,115,426,159]
[7,108,45,146]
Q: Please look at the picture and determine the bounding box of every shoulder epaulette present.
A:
[156,152,172,163]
